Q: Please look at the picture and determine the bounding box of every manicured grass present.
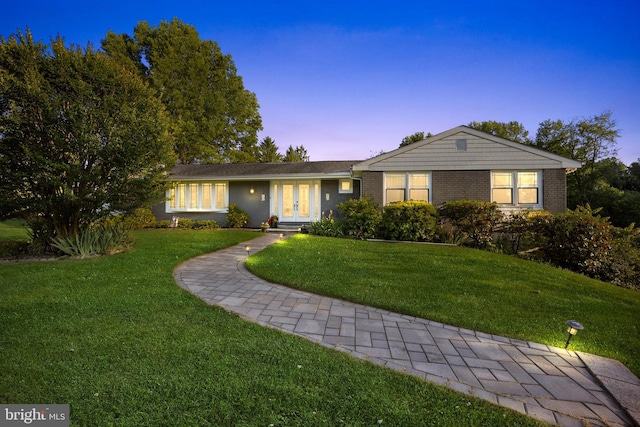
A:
[248,234,640,377]
[0,218,29,241]
[0,229,544,426]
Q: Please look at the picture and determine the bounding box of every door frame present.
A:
[271,180,320,222]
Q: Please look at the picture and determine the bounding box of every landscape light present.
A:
[564,320,584,349]
[245,245,251,257]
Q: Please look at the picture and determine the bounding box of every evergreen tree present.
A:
[257,137,283,162]
[283,145,310,162]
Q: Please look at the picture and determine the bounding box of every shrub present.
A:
[605,225,640,289]
[381,200,438,241]
[196,220,220,229]
[226,203,250,228]
[124,208,157,229]
[309,211,344,237]
[439,200,502,248]
[50,223,131,258]
[0,241,31,258]
[177,217,196,229]
[336,196,382,239]
[498,210,551,255]
[154,220,171,228]
[529,205,614,279]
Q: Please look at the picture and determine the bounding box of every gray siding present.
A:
[320,179,361,218]
[365,131,566,171]
[229,181,271,228]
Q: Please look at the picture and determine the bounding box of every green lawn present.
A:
[0,218,29,241]
[247,234,640,377]
[0,228,544,426]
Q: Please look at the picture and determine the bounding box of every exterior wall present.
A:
[542,169,568,213]
[151,204,228,225]
[229,181,271,227]
[361,171,384,207]
[321,179,361,218]
[151,181,271,228]
[431,170,491,206]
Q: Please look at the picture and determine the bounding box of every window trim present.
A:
[338,179,353,194]
[166,181,229,213]
[383,172,432,205]
[491,171,542,209]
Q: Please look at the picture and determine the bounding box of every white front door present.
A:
[275,181,318,222]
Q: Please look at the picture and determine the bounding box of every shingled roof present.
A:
[170,161,361,179]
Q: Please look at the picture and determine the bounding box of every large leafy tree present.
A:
[0,30,175,243]
[533,112,620,207]
[467,120,532,144]
[102,19,262,164]
[400,131,432,147]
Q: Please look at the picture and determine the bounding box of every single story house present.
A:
[152,126,582,228]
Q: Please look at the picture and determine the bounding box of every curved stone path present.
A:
[174,233,639,427]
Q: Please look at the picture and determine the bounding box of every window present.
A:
[384,172,431,204]
[167,182,228,212]
[338,179,353,194]
[491,171,541,208]
[385,173,406,204]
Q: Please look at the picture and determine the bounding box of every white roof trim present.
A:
[170,171,352,181]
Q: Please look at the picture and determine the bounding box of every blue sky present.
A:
[3,1,639,164]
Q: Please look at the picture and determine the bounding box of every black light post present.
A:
[564,320,584,349]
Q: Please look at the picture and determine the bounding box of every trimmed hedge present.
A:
[381,200,438,241]
[336,196,381,239]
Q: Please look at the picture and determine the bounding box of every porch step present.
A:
[270,223,307,232]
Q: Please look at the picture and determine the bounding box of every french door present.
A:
[273,180,319,222]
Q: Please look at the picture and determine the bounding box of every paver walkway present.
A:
[174,233,639,427]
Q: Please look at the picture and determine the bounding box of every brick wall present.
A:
[432,170,491,206]
[357,168,569,213]
[361,171,384,207]
[543,169,567,213]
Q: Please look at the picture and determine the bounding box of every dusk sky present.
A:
[3,1,639,164]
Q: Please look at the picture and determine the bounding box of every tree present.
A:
[102,19,262,164]
[400,131,432,147]
[533,112,620,207]
[0,30,175,244]
[283,145,309,162]
[467,120,532,144]
[257,136,283,162]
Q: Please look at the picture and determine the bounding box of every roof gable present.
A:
[353,126,582,171]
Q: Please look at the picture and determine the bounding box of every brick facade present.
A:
[361,171,384,207]
[361,169,568,213]
[431,171,491,207]
[542,169,567,213]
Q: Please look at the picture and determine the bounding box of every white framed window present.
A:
[167,181,228,212]
[384,172,431,204]
[338,179,353,194]
[491,171,541,208]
